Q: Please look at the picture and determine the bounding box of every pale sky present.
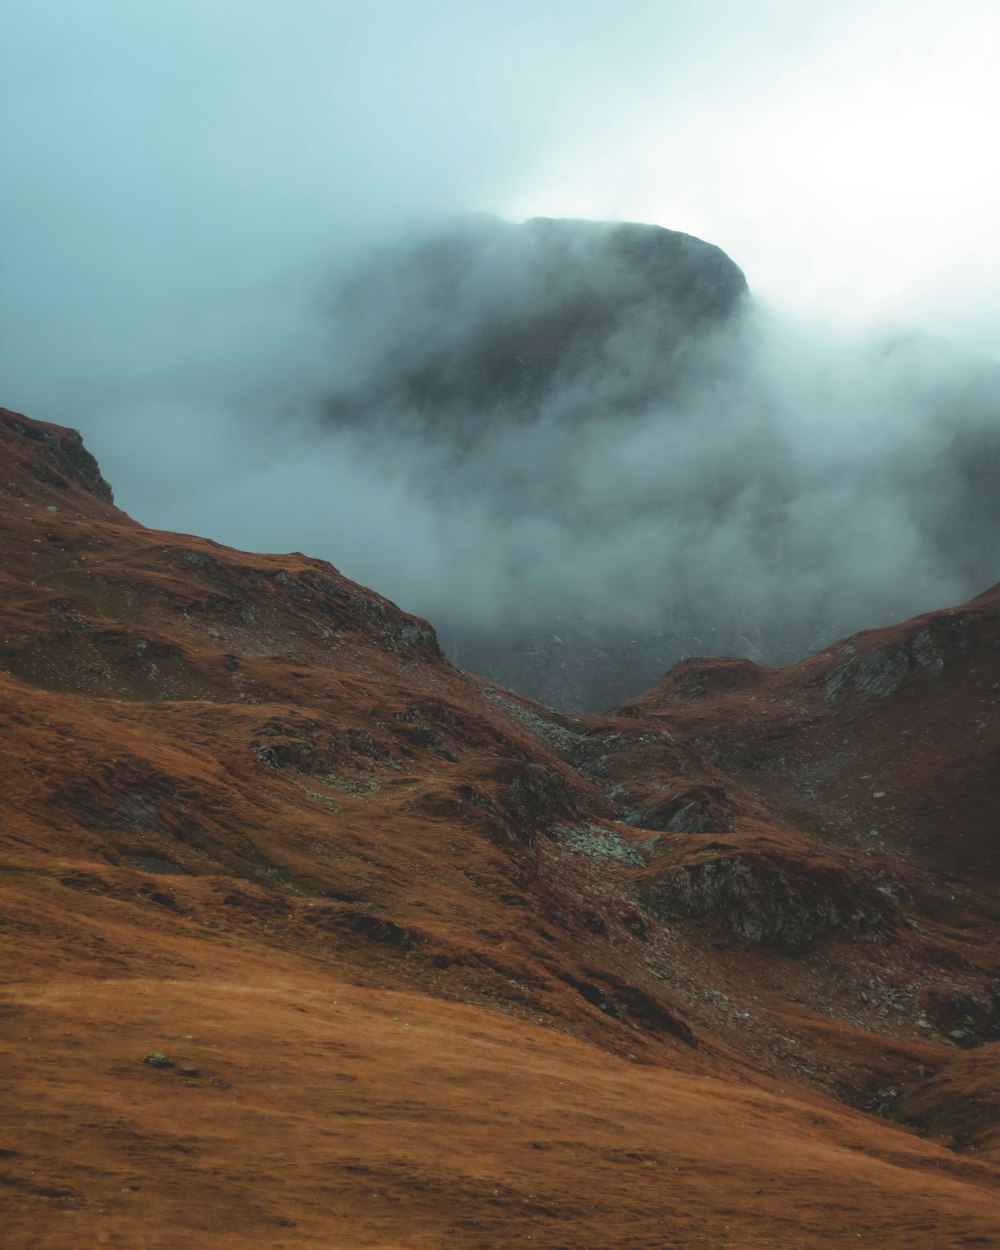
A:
[2,0,999,390]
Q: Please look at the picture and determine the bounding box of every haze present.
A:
[2,0,998,693]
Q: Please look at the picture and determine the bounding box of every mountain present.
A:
[2,406,999,1249]
[315,216,1000,711]
[325,214,749,429]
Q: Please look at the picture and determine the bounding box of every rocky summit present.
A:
[325,214,749,428]
[2,406,999,1249]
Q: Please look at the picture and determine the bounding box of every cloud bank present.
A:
[59,214,995,675]
[1,2,998,703]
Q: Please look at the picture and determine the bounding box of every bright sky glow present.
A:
[509,3,1000,352]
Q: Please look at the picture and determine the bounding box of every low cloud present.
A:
[67,216,995,676]
[2,3,997,702]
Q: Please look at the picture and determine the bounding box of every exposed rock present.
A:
[633,783,736,834]
[919,986,1000,1047]
[2,409,115,504]
[254,738,316,769]
[825,629,946,705]
[638,843,899,954]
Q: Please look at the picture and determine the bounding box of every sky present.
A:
[3,0,999,367]
[1,0,998,680]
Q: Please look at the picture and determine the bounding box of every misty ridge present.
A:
[69,213,999,710]
[245,213,994,708]
[4,0,1000,713]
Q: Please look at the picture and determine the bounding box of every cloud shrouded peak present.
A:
[1,3,998,707]
[322,215,748,432]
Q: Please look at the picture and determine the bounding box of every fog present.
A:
[2,1,998,701]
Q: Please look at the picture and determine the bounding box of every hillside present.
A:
[1,406,998,1249]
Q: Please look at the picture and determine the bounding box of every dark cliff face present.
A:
[1,409,115,505]
[325,215,749,432]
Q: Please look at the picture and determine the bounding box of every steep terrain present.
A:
[2,407,999,1248]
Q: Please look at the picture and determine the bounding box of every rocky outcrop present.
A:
[628,782,737,834]
[2,407,115,504]
[824,626,944,705]
[637,838,900,954]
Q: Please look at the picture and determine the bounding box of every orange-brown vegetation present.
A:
[2,407,998,1247]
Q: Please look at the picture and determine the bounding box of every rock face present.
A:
[638,839,900,954]
[2,409,114,503]
[2,409,1000,1248]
